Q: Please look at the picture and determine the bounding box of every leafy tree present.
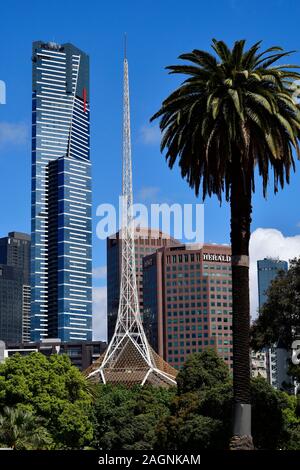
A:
[176,349,231,394]
[151,39,300,446]
[281,393,300,425]
[92,384,175,450]
[282,425,300,450]
[157,352,289,450]
[0,406,52,450]
[251,257,300,350]
[157,351,232,449]
[156,378,289,450]
[279,392,300,450]
[251,378,287,449]
[0,352,93,448]
[287,362,300,386]
[156,386,232,450]
[156,408,226,450]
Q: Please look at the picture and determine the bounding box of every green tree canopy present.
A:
[1,350,299,450]
[156,352,290,450]
[0,352,93,449]
[176,349,231,394]
[156,387,232,450]
[251,377,288,449]
[92,384,175,450]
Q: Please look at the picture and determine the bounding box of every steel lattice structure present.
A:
[87,53,177,387]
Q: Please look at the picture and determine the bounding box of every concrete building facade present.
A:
[106,227,180,342]
[143,243,233,369]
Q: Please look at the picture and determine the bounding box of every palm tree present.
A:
[151,39,300,449]
[0,406,52,450]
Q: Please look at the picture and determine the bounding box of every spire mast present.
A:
[87,40,177,387]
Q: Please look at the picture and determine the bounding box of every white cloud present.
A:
[139,124,161,145]
[249,228,300,321]
[93,286,107,341]
[137,186,160,202]
[0,122,29,147]
[92,266,107,279]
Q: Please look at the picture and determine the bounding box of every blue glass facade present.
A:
[257,258,288,308]
[257,259,289,390]
[31,41,92,341]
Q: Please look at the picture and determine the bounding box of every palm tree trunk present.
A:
[230,162,253,450]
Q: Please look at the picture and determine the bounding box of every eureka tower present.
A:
[31,41,92,342]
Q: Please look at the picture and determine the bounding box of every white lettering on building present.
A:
[203,253,231,263]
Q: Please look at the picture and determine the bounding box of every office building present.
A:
[0,338,106,371]
[0,232,31,342]
[0,265,23,343]
[143,243,233,369]
[251,350,268,379]
[257,258,290,389]
[106,227,180,342]
[257,258,288,307]
[31,41,92,342]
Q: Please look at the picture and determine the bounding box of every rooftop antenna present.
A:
[86,35,177,388]
[124,32,127,60]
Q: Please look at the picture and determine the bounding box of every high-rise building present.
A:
[143,244,233,369]
[107,228,180,342]
[251,350,268,379]
[257,258,288,307]
[0,265,23,343]
[31,41,92,342]
[257,258,289,389]
[0,232,31,341]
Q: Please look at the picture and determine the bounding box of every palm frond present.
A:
[255,51,295,68]
[151,39,300,201]
[211,39,231,62]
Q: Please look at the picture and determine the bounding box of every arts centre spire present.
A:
[87,45,177,387]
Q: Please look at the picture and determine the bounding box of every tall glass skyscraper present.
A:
[0,232,31,343]
[257,258,288,308]
[257,257,289,390]
[31,41,92,342]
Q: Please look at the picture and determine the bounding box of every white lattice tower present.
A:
[87,50,176,387]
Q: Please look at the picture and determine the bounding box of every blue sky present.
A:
[1,0,300,338]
